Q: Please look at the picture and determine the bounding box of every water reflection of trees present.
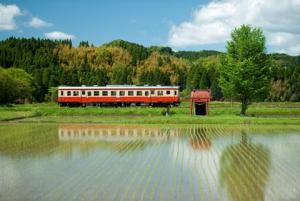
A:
[188,128,211,150]
[0,124,58,156]
[220,131,271,201]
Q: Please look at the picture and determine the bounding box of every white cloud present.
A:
[0,3,22,31]
[168,0,300,55]
[29,17,52,28]
[45,31,75,40]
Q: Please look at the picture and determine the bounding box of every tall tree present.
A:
[220,25,270,115]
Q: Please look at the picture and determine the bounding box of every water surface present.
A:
[0,124,299,201]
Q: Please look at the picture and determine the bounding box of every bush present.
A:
[161,108,176,116]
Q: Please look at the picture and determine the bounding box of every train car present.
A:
[57,85,180,107]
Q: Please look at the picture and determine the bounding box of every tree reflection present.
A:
[0,124,59,156]
[220,131,271,201]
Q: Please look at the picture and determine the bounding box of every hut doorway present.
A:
[190,90,210,116]
[195,102,207,115]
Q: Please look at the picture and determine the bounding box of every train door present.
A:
[81,90,87,104]
[150,90,155,104]
[145,90,150,103]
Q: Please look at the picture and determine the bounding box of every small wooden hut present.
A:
[190,90,210,115]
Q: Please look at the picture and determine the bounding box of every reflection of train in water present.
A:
[58,124,180,142]
[58,85,180,107]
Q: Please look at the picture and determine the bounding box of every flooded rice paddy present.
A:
[0,124,299,201]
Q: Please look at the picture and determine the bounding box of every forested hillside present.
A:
[0,37,299,103]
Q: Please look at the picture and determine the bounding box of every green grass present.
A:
[1,101,300,124]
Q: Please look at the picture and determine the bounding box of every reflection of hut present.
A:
[189,128,211,150]
[190,90,210,115]
[190,137,211,150]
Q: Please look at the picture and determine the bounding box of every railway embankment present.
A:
[1,101,300,125]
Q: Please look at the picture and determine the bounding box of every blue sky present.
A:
[0,0,300,55]
[0,0,212,48]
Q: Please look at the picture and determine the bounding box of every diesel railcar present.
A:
[57,85,180,107]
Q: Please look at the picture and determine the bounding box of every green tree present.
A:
[6,68,33,102]
[220,25,270,115]
[110,64,132,84]
[0,68,17,104]
[0,67,33,104]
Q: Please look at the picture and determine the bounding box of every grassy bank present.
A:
[1,101,300,124]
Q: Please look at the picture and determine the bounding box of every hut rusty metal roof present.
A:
[190,90,210,102]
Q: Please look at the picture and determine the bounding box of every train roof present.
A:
[58,85,180,90]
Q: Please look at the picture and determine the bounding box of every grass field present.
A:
[1,101,300,124]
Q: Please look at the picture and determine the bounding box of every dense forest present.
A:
[0,37,299,103]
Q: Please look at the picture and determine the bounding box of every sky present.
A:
[0,0,300,55]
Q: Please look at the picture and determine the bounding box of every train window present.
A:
[82,91,86,95]
[73,91,79,96]
[151,90,155,95]
[87,91,92,96]
[174,90,177,95]
[94,91,100,96]
[120,91,125,96]
[67,91,71,96]
[128,91,134,96]
[137,91,142,96]
[166,91,171,95]
[60,91,64,96]
[145,91,149,96]
[111,91,116,96]
[102,91,108,96]
[157,91,163,96]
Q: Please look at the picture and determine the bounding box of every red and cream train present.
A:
[57,85,180,106]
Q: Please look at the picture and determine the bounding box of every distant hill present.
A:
[174,50,222,60]
[0,37,299,102]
